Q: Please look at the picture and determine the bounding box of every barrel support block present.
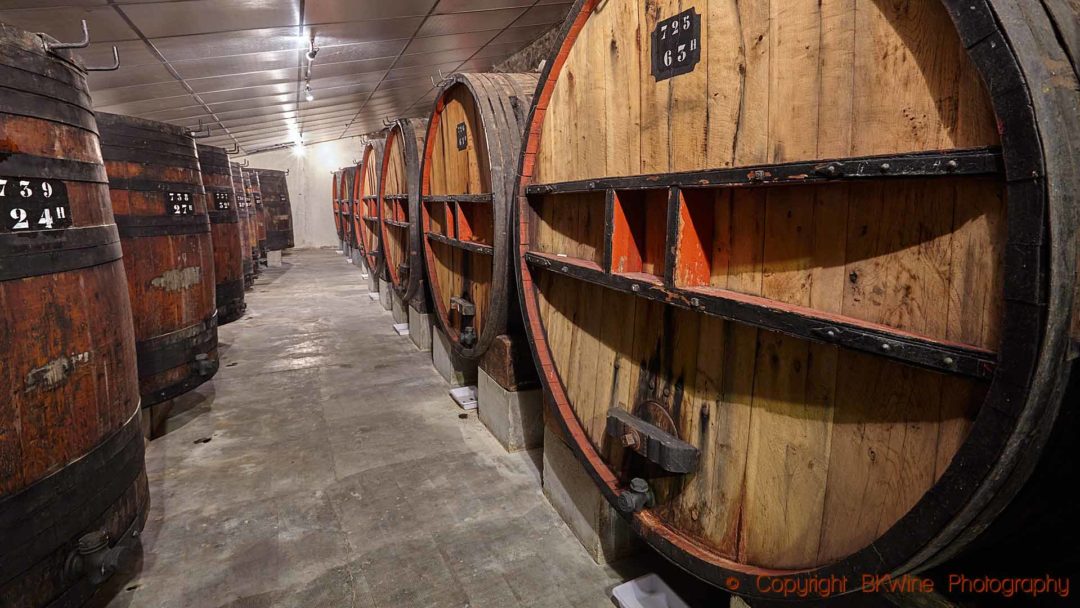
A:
[478,368,542,452]
[542,424,641,564]
[432,326,478,387]
[408,304,433,352]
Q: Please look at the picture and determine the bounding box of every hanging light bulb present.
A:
[304,84,314,102]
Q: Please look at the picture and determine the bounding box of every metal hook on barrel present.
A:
[190,119,212,139]
[41,20,90,52]
[86,46,120,71]
[381,116,394,127]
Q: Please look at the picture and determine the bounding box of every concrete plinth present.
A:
[378,279,393,311]
[432,326,478,387]
[542,425,640,564]
[478,369,543,452]
[408,305,433,352]
[391,291,408,325]
[267,250,283,267]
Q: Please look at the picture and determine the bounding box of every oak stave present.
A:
[513,0,1080,597]
[379,118,428,306]
[98,112,220,408]
[420,72,538,359]
[198,144,245,324]
[0,23,148,607]
[255,168,294,251]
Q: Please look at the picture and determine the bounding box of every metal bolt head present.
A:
[631,284,641,292]
[690,297,700,307]
[826,330,837,338]
[946,159,959,172]
[621,433,637,448]
[880,163,891,173]
[881,343,892,351]
[944,356,956,366]
[629,478,649,493]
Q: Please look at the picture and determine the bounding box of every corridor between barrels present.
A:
[94,249,644,608]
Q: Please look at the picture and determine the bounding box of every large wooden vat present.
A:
[356,138,385,275]
[239,167,260,278]
[379,118,428,306]
[420,73,537,359]
[340,166,358,255]
[256,169,293,250]
[332,169,344,249]
[515,0,1079,597]
[231,161,255,289]
[98,112,219,407]
[243,168,267,266]
[0,24,148,606]
[198,145,245,324]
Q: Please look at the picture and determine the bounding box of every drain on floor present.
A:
[193,437,212,444]
[125,585,139,592]
[226,362,238,367]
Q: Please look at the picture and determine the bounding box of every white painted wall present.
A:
[237,137,364,249]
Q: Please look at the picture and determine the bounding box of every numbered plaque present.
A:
[456,122,468,151]
[1,176,72,232]
[166,191,195,216]
[651,8,701,81]
[214,191,232,210]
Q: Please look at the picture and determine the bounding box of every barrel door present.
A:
[256,169,293,251]
[1,25,148,606]
[232,161,255,289]
[379,118,428,304]
[357,139,385,275]
[98,113,220,408]
[199,145,246,324]
[515,0,1078,596]
[421,73,537,359]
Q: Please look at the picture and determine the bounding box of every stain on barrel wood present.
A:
[356,138,385,276]
[420,73,538,360]
[232,161,255,289]
[515,0,1079,597]
[0,23,148,607]
[255,168,293,251]
[199,145,245,324]
[98,112,220,408]
[380,118,428,307]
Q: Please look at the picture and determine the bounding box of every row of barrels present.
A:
[332,1,1079,601]
[0,22,294,607]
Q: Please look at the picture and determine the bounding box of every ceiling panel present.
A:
[0,5,135,42]
[120,0,298,38]
[0,0,569,153]
[304,0,437,24]
[415,7,526,38]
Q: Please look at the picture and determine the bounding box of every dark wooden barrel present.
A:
[420,73,537,359]
[332,169,344,249]
[239,167,260,278]
[341,166,358,255]
[255,169,293,250]
[356,138,385,276]
[0,23,148,607]
[98,112,219,407]
[231,161,255,289]
[515,0,1079,599]
[243,168,267,266]
[198,144,245,324]
[379,118,428,305]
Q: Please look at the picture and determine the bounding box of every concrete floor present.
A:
[93,248,680,608]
